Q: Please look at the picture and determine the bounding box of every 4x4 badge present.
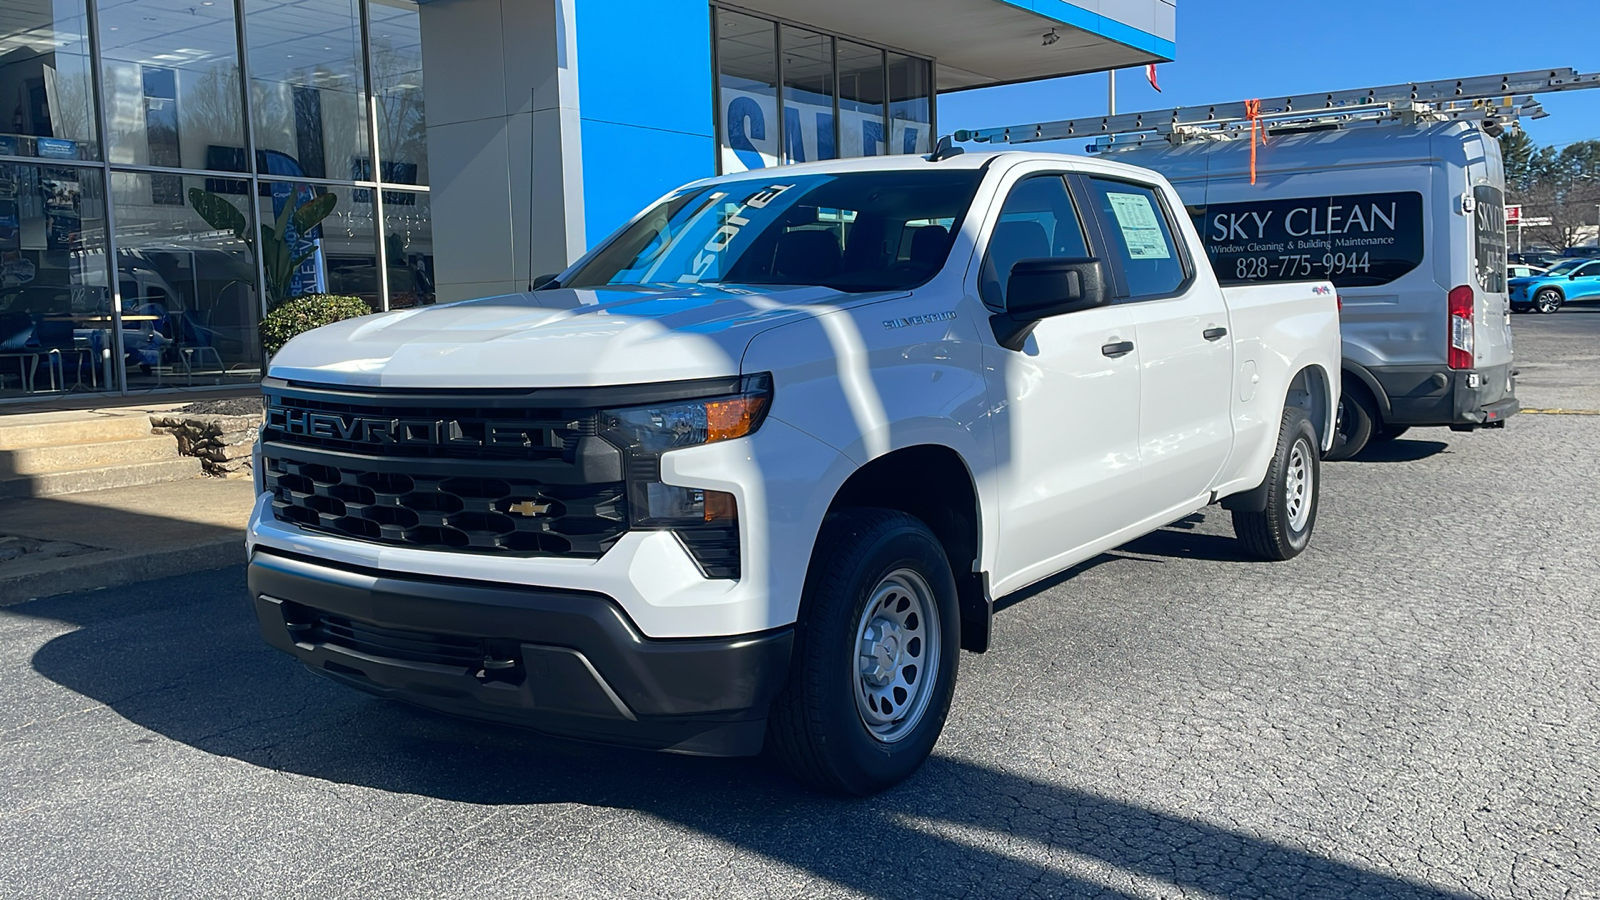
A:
[508,500,552,517]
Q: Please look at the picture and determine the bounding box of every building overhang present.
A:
[726,0,1175,91]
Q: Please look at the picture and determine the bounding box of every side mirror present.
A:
[991,257,1110,351]
[532,273,561,290]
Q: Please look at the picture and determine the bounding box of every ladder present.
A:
[951,68,1600,150]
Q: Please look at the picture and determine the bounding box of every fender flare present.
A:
[1341,360,1391,420]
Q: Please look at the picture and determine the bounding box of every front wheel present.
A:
[1233,406,1321,561]
[767,508,960,795]
[1534,289,1563,314]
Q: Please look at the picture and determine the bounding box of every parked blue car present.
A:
[1509,258,1600,313]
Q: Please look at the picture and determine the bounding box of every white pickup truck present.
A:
[247,151,1341,794]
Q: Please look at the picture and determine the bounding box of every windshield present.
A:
[1543,259,1585,276]
[561,169,984,292]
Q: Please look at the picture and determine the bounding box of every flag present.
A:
[1147,64,1161,93]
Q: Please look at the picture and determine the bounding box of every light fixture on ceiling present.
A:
[1042,29,1060,46]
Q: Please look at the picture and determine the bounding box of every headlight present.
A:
[598,374,772,579]
[598,380,771,454]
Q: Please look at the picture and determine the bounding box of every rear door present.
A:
[1079,174,1235,512]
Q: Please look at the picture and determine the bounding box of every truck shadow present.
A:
[1350,439,1449,463]
[18,567,1470,900]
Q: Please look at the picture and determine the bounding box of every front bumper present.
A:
[248,549,793,756]
[1374,363,1517,428]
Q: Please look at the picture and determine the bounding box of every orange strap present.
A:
[1244,99,1265,185]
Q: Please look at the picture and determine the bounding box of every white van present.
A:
[1103,120,1518,458]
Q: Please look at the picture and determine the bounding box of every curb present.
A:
[0,537,244,607]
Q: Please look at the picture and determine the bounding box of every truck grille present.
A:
[265,455,626,555]
[262,383,628,558]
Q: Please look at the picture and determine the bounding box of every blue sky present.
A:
[938,0,1600,154]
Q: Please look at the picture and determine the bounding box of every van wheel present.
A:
[1324,387,1376,461]
[1534,289,1563,314]
[1368,425,1410,443]
[767,508,960,795]
[1233,406,1321,561]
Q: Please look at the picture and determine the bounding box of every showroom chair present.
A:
[0,310,41,393]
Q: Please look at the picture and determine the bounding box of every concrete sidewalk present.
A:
[0,464,255,606]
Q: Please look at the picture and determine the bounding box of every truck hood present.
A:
[268,283,894,388]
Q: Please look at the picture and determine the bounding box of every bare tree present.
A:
[1518,176,1600,252]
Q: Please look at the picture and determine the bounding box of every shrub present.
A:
[260,293,373,357]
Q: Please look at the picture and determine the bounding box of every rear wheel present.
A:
[1233,406,1321,561]
[1324,386,1377,461]
[767,508,960,795]
[1534,289,1563,314]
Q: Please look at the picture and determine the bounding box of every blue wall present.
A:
[574,0,717,247]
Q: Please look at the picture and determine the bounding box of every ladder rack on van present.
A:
[951,68,1600,150]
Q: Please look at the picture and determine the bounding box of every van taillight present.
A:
[1447,285,1474,370]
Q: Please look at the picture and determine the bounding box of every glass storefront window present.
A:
[888,53,932,155]
[379,188,431,308]
[0,161,110,397]
[837,40,885,159]
[715,11,778,173]
[0,0,100,161]
[369,0,426,186]
[780,28,835,165]
[98,0,247,173]
[258,179,379,311]
[111,170,259,388]
[245,0,367,182]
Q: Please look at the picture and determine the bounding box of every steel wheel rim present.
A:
[1285,437,1313,531]
[852,568,941,744]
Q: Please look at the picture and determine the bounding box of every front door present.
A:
[982,173,1145,590]
[1569,261,1600,301]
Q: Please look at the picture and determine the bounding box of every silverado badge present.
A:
[508,500,552,517]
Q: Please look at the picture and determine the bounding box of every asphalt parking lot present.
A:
[3,309,1597,899]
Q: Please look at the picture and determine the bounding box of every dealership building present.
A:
[0,0,1173,400]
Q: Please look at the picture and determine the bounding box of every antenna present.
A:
[928,134,966,162]
[951,68,1600,150]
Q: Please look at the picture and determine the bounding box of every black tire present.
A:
[1324,385,1377,461]
[767,508,960,795]
[1367,425,1410,443]
[1534,288,1563,314]
[1233,406,1321,561]
[1510,303,1531,314]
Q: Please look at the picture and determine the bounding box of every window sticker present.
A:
[1106,192,1171,260]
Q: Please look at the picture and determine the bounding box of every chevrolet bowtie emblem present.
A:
[508,500,552,517]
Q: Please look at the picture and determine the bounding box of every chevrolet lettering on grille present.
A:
[266,405,558,449]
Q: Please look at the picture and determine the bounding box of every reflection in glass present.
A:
[259,180,380,311]
[378,188,432,308]
[111,171,260,388]
[246,0,367,182]
[781,28,835,164]
[715,11,778,173]
[369,0,427,185]
[0,0,100,160]
[837,40,885,159]
[888,54,932,155]
[0,161,110,396]
[99,0,247,171]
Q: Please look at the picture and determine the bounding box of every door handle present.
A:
[1203,327,1228,341]
[1101,340,1135,358]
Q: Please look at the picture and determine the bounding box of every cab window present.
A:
[979,175,1089,308]
[1087,177,1188,299]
